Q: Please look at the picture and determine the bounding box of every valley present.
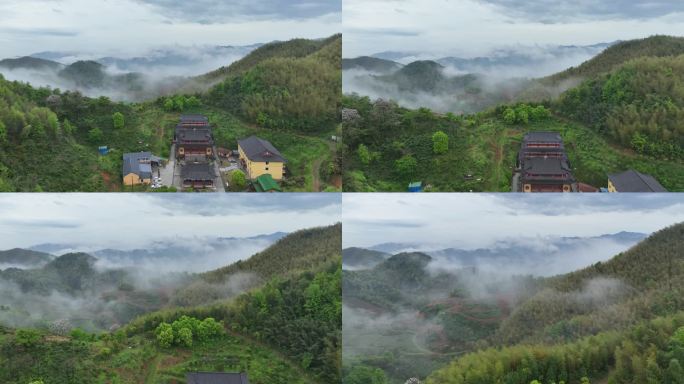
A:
[342,222,684,384]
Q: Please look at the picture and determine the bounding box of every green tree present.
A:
[0,121,6,143]
[432,131,449,154]
[344,365,387,384]
[395,155,417,178]
[15,329,41,347]
[112,112,124,130]
[631,132,647,153]
[62,119,76,135]
[357,144,371,165]
[186,96,201,109]
[665,359,684,384]
[155,322,174,348]
[231,170,247,190]
[177,327,193,347]
[503,107,517,124]
[88,127,104,144]
[163,98,174,112]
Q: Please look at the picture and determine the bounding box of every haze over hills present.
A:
[0,34,341,192]
[0,44,263,102]
[0,223,342,383]
[343,222,684,384]
[342,35,684,192]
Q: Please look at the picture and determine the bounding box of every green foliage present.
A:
[155,322,173,348]
[343,93,684,191]
[112,112,124,130]
[163,98,174,112]
[177,327,193,347]
[87,127,103,144]
[230,169,246,190]
[207,35,340,133]
[15,329,41,347]
[358,144,371,165]
[395,155,417,178]
[503,107,517,124]
[0,121,6,143]
[556,54,684,160]
[201,223,341,284]
[343,364,388,384]
[432,130,449,154]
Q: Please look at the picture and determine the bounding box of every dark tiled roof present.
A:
[522,157,575,183]
[177,127,212,142]
[238,136,286,163]
[524,157,570,174]
[122,152,155,179]
[181,163,216,181]
[180,115,208,124]
[523,131,562,142]
[186,372,249,384]
[609,170,667,192]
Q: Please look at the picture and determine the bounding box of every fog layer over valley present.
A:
[0,44,261,102]
[342,221,681,383]
[0,233,284,331]
[344,232,646,276]
[342,43,611,113]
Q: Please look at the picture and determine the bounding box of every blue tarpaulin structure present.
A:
[408,181,422,192]
[98,146,109,155]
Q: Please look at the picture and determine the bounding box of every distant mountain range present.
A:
[0,232,289,274]
[0,44,263,101]
[342,42,617,113]
[345,232,647,274]
[365,42,616,69]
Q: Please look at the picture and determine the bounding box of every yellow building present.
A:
[238,136,286,180]
[122,152,157,186]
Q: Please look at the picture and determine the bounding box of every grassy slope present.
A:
[0,327,314,384]
[345,111,684,192]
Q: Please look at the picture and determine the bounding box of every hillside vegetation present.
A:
[0,35,341,192]
[343,223,684,384]
[0,225,342,384]
[342,95,684,191]
[207,34,341,132]
[343,35,684,192]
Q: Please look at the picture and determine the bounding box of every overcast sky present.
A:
[343,194,684,249]
[343,0,684,58]
[0,194,340,250]
[0,0,341,58]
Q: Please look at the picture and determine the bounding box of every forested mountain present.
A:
[202,223,341,283]
[426,223,684,384]
[206,34,341,132]
[545,35,684,84]
[0,248,53,268]
[342,247,388,269]
[0,224,342,383]
[343,223,684,384]
[0,57,63,71]
[342,56,403,73]
[0,34,341,192]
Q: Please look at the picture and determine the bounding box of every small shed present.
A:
[408,181,422,192]
[98,146,109,155]
[254,174,282,192]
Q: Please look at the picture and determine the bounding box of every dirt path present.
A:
[142,355,161,384]
[311,158,323,191]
